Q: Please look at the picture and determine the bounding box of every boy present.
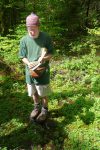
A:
[19,13,53,122]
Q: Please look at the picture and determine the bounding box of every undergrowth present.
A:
[0,28,100,149]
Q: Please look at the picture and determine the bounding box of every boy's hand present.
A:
[28,61,38,68]
[38,57,45,63]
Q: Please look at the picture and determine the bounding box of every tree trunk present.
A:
[0,7,20,36]
[85,0,91,26]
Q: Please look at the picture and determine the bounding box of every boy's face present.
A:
[27,26,39,38]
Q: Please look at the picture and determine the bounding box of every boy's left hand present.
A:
[38,56,45,63]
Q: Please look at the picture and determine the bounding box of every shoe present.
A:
[30,108,40,119]
[30,103,40,120]
[36,107,48,122]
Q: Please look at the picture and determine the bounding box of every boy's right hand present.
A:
[28,61,38,69]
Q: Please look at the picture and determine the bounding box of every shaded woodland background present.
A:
[0,0,100,149]
[0,0,100,37]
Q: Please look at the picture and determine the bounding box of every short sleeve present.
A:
[19,39,27,59]
[45,35,54,55]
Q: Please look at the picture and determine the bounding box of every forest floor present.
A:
[0,28,100,150]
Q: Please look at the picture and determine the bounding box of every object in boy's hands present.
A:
[30,48,47,78]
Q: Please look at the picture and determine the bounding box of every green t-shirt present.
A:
[19,31,53,85]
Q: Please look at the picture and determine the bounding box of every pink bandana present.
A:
[26,13,39,27]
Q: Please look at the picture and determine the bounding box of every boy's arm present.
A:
[22,58,30,66]
[38,47,52,63]
[43,54,52,61]
[22,58,36,68]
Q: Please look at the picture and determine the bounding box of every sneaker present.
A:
[36,107,48,122]
[30,108,40,119]
[30,103,40,119]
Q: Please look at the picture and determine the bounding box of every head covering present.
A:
[26,13,39,27]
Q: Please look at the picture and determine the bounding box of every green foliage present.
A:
[0,16,100,150]
[1,0,100,37]
[79,111,95,125]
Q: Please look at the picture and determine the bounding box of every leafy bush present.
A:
[0,24,100,150]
